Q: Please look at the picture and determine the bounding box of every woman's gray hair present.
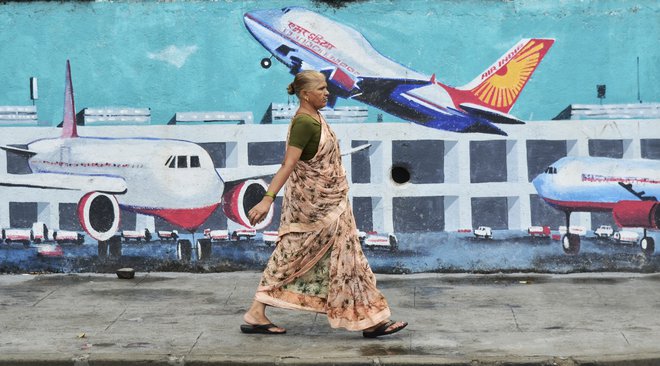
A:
[287,70,325,97]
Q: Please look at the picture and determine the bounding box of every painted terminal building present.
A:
[1,107,659,236]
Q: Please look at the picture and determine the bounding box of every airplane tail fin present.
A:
[61,60,78,138]
[459,38,554,114]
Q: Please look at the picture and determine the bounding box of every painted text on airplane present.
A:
[286,21,336,50]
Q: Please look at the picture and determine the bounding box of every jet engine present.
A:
[78,192,121,241]
[221,179,273,230]
[612,200,660,229]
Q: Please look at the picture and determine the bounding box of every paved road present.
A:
[1,271,659,365]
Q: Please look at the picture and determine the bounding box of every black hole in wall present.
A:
[391,165,410,184]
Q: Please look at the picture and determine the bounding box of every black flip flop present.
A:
[240,323,286,335]
[362,320,408,338]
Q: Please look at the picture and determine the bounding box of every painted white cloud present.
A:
[147,45,198,68]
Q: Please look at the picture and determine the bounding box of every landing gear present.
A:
[562,234,581,255]
[260,57,272,69]
[562,211,581,255]
[197,239,212,261]
[639,229,655,256]
[177,239,192,261]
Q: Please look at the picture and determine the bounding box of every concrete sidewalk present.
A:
[0,271,659,366]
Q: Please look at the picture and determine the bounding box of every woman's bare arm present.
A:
[247,145,303,226]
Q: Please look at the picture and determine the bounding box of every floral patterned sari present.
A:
[254,114,391,331]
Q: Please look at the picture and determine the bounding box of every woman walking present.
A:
[242,70,407,338]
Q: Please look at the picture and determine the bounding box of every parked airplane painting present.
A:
[244,6,554,136]
[533,156,660,256]
[0,62,275,242]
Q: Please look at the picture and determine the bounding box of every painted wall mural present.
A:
[0,0,659,274]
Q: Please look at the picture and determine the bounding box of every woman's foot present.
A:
[362,320,408,338]
[242,302,286,334]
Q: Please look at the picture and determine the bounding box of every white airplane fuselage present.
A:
[532,156,660,211]
[244,7,427,80]
[27,136,224,228]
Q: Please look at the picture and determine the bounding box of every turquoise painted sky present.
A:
[0,0,658,125]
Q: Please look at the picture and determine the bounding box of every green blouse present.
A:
[288,114,321,161]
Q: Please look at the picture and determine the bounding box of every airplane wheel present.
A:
[177,239,192,261]
[97,240,108,258]
[197,239,212,261]
[562,234,580,255]
[109,237,122,257]
[260,58,272,69]
[640,237,655,256]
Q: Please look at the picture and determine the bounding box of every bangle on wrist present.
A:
[264,191,276,199]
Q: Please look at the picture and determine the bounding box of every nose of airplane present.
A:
[531,173,549,198]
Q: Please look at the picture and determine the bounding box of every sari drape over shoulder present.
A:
[254,114,391,331]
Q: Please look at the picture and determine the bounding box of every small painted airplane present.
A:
[0,61,275,242]
[244,6,554,136]
[532,156,660,255]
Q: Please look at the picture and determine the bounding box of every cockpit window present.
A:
[544,166,557,174]
[190,156,200,168]
[167,155,200,169]
[177,155,187,168]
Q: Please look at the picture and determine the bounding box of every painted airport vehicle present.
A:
[360,232,398,251]
[473,226,492,239]
[52,230,85,245]
[262,230,278,246]
[32,222,50,243]
[36,244,64,257]
[244,6,553,136]
[232,227,257,241]
[0,61,276,242]
[528,225,551,237]
[1,227,33,245]
[121,229,152,242]
[613,230,639,244]
[204,229,230,242]
[533,156,660,255]
[594,225,614,238]
[157,230,179,241]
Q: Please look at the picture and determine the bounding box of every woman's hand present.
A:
[248,198,273,226]
[246,145,302,227]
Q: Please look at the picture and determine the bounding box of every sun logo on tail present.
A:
[471,39,552,112]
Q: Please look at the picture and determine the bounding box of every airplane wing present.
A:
[618,182,658,201]
[341,143,371,156]
[0,172,127,194]
[353,76,434,121]
[0,145,37,156]
[217,165,280,184]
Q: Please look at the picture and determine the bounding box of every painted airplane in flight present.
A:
[533,156,660,255]
[244,6,554,136]
[0,61,275,243]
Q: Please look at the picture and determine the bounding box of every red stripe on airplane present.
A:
[542,197,614,212]
[137,204,220,231]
